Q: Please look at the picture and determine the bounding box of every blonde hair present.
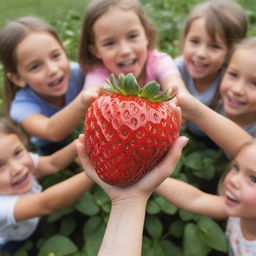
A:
[181,0,247,61]
[0,16,66,114]
[218,139,256,195]
[78,0,158,72]
[0,117,29,148]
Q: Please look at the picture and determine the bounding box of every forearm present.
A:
[99,197,148,256]
[189,100,252,156]
[38,141,77,176]
[42,173,93,213]
[156,178,202,212]
[46,97,85,141]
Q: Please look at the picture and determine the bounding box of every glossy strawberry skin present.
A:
[85,93,180,186]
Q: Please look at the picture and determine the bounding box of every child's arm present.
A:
[156,178,227,219]
[21,88,100,141]
[177,92,252,156]
[14,172,93,221]
[76,134,188,256]
[161,73,188,95]
[35,140,77,178]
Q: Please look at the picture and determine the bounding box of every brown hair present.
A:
[78,0,158,72]
[0,16,66,114]
[0,117,29,148]
[218,139,256,195]
[181,0,247,60]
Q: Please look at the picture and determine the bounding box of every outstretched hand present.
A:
[76,134,188,203]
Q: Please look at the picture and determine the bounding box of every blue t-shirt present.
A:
[175,56,225,136]
[10,62,85,154]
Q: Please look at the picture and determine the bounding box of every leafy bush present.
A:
[3,0,256,255]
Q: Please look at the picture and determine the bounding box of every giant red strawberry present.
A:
[84,73,180,186]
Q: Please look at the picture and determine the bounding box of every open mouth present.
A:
[49,76,64,87]
[12,173,29,187]
[225,190,239,204]
[118,59,136,68]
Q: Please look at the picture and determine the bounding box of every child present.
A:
[176,90,252,157]
[78,0,187,93]
[0,16,100,155]
[217,37,256,137]
[156,138,256,255]
[76,133,188,256]
[0,118,93,254]
[175,0,247,135]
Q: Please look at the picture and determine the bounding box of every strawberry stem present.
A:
[105,73,175,102]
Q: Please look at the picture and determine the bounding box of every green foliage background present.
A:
[0,0,256,255]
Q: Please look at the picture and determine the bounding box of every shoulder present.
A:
[84,66,110,89]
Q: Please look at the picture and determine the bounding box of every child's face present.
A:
[0,133,35,195]
[9,31,70,106]
[91,6,148,84]
[220,48,256,125]
[183,17,228,85]
[223,144,256,218]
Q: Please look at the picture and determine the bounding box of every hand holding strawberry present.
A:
[84,73,181,186]
[76,134,188,201]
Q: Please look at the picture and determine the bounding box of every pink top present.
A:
[84,49,179,89]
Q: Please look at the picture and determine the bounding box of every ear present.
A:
[7,72,26,88]
[89,45,102,59]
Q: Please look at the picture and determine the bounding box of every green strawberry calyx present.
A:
[103,73,175,102]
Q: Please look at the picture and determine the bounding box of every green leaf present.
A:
[154,195,177,215]
[75,192,99,216]
[197,217,228,252]
[83,216,103,237]
[139,81,160,98]
[38,235,78,256]
[160,240,183,256]
[145,215,163,239]
[123,73,140,96]
[83,224,105,256]
[118,73,125,91]
[170,220,185,238]
[146,198,161,214]
[59,216,77,236]
[183,223,208,256]
[179,209,197,221]
[46,207,73,223]
[184,152,204,170]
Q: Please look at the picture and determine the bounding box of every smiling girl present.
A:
[0,118,93,254]
[156,139,256,255]
[217,37,256,137]
[78,0,187,93]
[0,16,100,155]
[175,0,247,135]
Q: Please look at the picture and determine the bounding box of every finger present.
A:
[157,136,188,178]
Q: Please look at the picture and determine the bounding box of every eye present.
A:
[210,44,221,50]
[103,41,115,47]
[227,70,238,79]
[189,39,198,45]
[14,149,23,157]
[52,52,61,59]
[229,163,239,172]
[249,175,256,183]
[28,63,40,71]
[251,80,256,87]
[128,33,138,40]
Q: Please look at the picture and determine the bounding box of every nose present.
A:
[227,171,241,189]
[9,160,23,176]
[46,60,58,76]
[195,44,207,58]
[118,40,132,55]
[231,80,245,95]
